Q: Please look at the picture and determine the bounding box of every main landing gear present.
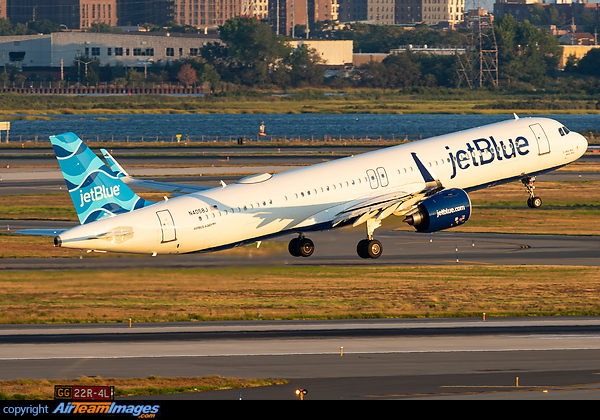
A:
[357,238,382,259]
[521,176,542,208]
[288,219,385,259]
[357,218,383,259]
[288,234,314,257]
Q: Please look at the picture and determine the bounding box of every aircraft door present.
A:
[376,167,389,187]
[366,169,379,189]
[156,210,177,243]
[529,124,550,155]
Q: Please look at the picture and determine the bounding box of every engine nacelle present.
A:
[404,188,471,233]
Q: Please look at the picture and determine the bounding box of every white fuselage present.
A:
[56,117,588,255]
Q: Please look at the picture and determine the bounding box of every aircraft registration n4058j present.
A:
[19,115,587,259]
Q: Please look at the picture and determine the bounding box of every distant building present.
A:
[268,0,335,37]
[290,39,353,65]
[339,0,462,25]
[338,0,369,22]
[560,44,600,67]
[0,0,6,20]
[116,0,173,27]
[173,0,242,28]
[368,0,396,24]
[559,32,597,45]
[493,0,600,26]
[395,0,422,24]
[6,0,117,30]
[421,0,464,26]
[80,0,118,29]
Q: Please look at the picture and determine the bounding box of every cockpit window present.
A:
[563,126,570,134]
[558,126,570,136]
[559,127,564,136]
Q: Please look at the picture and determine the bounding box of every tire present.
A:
[298,238,314,257]
[531,196,542,208]
[288,237,301,257]
[366,239,382,259]
[357,239,369,259]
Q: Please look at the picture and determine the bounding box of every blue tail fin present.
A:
[50,132,154,224]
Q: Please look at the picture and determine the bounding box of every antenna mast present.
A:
[457,0,498,88]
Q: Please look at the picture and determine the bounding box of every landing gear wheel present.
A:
[527,196,542,209]
[357,239,383,259]
[288,237,301,257]
[297,237,314,257]
[522,177,542,209]
[357,239,369,259]
[289,237,314,257]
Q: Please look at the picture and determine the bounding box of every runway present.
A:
[2,318,600,399]
[2,218,600,269]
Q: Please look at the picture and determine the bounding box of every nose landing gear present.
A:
[522,176,542,208]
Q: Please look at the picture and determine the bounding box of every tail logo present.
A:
[79,185,121,207]
[51,132,154,224]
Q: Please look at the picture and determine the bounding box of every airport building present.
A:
[0,31,220,71]
[0,31,351,74]
[290,39,353,65]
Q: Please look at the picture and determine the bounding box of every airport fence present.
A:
[2,133,421,145]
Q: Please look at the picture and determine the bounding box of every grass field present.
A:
[2,265,600,325]
[0,376,287,400]
[0,90,599,117]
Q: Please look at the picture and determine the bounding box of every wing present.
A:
[332,152,444,228]
[100,149,212,195]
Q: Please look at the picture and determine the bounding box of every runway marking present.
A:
[443,260,493,265]
[4,346,600,361]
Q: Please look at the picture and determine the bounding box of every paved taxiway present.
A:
[2,318,600,399]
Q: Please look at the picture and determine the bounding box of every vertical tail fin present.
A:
[50,132,154,224]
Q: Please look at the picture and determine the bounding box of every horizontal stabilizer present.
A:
[14,229,67,236]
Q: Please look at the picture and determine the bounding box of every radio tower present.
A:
[457,0,498,88]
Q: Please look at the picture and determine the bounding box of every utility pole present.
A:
[74,56,91,82]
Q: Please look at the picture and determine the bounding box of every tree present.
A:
[284,45,325,87]
[218,17,292,86]
[493,15,562,86]
[176,63,197,87]
[576,48,600,77]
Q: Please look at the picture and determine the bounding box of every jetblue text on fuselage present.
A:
[446,136,530,179]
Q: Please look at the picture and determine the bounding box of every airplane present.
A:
[17,115,588,259]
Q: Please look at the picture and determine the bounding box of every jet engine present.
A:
[404,188,471,233]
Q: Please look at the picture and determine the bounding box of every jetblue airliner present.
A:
[18,115,587,259]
